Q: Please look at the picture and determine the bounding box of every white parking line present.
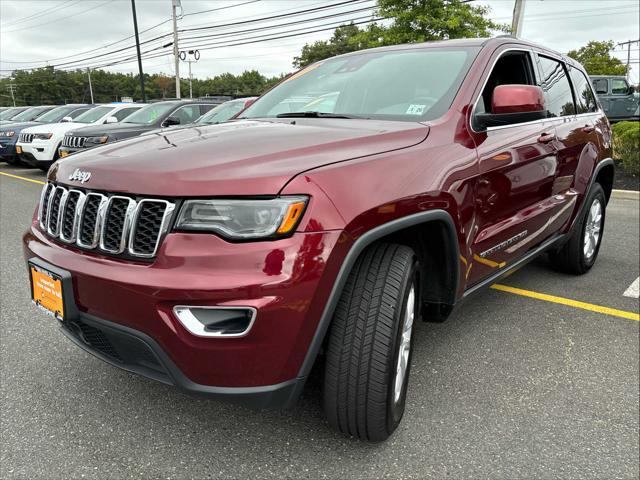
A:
[623,277,640,299]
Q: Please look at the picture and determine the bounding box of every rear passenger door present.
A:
[469,48,560,285]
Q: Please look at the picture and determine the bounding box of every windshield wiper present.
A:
[275,111,365,119]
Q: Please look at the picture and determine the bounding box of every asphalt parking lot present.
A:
[1,163,638,480]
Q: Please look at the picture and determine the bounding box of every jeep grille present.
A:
[38,183,174,258]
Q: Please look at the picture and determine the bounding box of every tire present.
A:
[4,156,18,166]
[549,183,606,274]
[37,160,54,172]
[323,242,419,442]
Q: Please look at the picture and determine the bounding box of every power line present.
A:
[0,0,370,72]
[2,1,378,73]
[0,0,81,28]
[1,0,114,33]
[182,0,262,17]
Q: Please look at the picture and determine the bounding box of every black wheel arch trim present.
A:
[295,209,460,382]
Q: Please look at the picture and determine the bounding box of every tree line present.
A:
[0,68,284,107]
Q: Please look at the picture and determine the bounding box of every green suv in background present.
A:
[590,75,639,122]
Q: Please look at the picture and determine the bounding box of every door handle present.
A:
[537,133,556,144]
[582,126,595,133]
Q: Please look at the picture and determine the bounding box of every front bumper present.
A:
[59,145,90,157]
[24,223,343,406]
[0,137,18,159]
[18,139,58,164]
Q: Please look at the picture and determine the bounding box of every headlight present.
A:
[0,130,15,137]
[34,133,53,140]
[86,136,109,144]
[175,196,308,240]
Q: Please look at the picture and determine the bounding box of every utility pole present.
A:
[131,0,146,102]
[617,39,640,81]
[511,0,526,37]
[7,82,16,106]
[87,68,94,103]
[172,0,182,99]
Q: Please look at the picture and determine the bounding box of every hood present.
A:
[52,119,429,196]
[22,121,90,135]
[69,122,153,139]
[0,121,38,132]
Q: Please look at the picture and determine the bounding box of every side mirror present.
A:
[104,116,118,124]
[162,116,180,127]
[629,85,636,95]
[474,85,547,130]
[61,116,73,123]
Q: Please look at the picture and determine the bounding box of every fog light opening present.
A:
[173,306,256,338]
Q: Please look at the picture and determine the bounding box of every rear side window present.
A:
[113,107,140,121]
[569,67,598,114]
[611,78,629,95]
[592,78,608,94]
[199,104,216,115]
[537,56,575,117]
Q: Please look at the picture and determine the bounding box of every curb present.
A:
[611,189,640,200]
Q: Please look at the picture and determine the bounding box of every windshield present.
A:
[35,106,76,123]
[0,108,23,120]
[74,106,115,124]
[199,100,247,124]
[124,103,176,124]
[242,47,479,122]
[10,106,50,122]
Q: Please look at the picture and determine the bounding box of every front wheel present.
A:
[550,183,606,274]
[323,243,419,442]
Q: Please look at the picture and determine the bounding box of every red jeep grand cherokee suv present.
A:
[24,38,613,441]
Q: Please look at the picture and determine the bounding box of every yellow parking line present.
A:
[491,284,639,321]
[0,171,45,185]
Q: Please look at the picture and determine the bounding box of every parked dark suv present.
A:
[24,37,613,442]
[58,100,219,156]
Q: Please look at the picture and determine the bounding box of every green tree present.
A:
[293,23,362,68]
[567,40,628,76]
[293,0,506,68]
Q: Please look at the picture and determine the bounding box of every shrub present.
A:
[612,121,640,175]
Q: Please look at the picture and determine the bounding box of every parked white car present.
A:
[16,103,143,170]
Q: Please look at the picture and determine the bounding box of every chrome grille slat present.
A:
[19,133,34,143]
[37,183,173,259]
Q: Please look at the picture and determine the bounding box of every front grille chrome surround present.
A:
[77,193,108,249]
[127,199,175,258]
[99,196,137,254]
[37,183,174,259]
[46,186,68,237]
[62,135,87,148]
[59,190,86,244]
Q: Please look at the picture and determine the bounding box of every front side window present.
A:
[171,105,201,124]
[74,106,115,123]
[569,67,598,114]
[611,78,629,95]
[537,56,575,117]
[592,78,608,94]
[123,103,176,124]
[242,47,480,122]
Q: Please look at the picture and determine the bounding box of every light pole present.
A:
[180,49,200,99]
[172,0,182,99]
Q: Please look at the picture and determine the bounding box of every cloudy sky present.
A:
[0,0,638,82]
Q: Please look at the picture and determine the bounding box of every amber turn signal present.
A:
[277,201,307,234]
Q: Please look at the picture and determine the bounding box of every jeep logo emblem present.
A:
[68,168,91,183]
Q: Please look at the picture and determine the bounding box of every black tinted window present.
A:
[611,78,629,95]
[538,56,575,117]
[569,67,598,114]
[592,78,608,94]
[69,108,91,119]
[113,107,140,121]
